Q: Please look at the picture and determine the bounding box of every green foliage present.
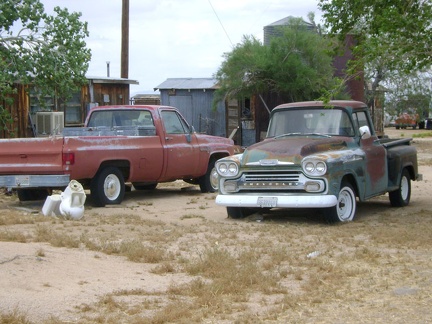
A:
[319,0,432,120]
[318,0,432,72]
[0,0,91,130]
[384,71,432,119]
[213,17,339,106]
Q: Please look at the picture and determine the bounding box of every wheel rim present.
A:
[210,167,219,191]
[400,175,409,200]
[337,187,355,221]
[104,174,121,201]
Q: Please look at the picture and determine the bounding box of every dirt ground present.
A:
[0,127,431,323]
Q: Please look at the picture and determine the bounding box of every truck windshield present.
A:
[267,108,355,138]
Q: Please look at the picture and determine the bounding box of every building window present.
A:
[29,87,82,126]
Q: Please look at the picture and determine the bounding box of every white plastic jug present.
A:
[59,180,87,220]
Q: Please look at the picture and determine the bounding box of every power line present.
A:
[207,0,233,47]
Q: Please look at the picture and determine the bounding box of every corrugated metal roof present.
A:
[154,78,219,90]
[265,16,313,28]
[132,94,160,99]
[86,76,139,85]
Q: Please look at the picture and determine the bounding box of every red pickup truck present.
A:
[0,105,235,206]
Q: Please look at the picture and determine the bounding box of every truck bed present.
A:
[62,125,156,137]
[379,137,412,148]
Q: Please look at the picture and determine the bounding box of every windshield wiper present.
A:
[273,133,302,139]
[303,133,332,138]
[274,132,331,139]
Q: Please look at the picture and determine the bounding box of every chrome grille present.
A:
[243,171,300,182]
[237,171,305,191]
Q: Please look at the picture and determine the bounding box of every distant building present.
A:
[2,76,138,138]
[150,17,365,147]
[154,78,228,138]
[131,94,160,105]
[263,16,315,46]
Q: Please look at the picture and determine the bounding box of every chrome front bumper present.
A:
[215,194,338,208]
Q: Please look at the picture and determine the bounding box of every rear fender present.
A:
[96,160,130,181]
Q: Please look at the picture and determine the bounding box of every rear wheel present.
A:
[389,168,411,207]
[17,189,49,201]
[90,167,125,207]
[323,182,356,223]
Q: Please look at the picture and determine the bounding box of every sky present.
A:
[40,0,323,96]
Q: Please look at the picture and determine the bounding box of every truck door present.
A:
[160,110,200,179]
[354,111,388,197]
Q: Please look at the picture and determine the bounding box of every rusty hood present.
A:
[241,137,349,166]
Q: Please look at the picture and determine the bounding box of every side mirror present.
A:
[190,125,196,134]
[359,126,371,140]
[185,133,192,143]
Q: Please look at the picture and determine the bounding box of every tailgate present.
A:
[0,137,65,174]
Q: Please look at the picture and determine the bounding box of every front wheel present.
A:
[199,160,218,193]
[227,207,257,219]
[90,167,125,207]
[323,182,356,223]
[389,168,411,207]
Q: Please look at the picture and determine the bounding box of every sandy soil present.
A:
[0,127,431,323]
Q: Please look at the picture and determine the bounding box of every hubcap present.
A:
[337,189,353,221]
[210,167,219,190]
[400,176,409,200]
[104,174,120,200]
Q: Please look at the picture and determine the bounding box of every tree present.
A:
[214,17,340,106]
[318,0,432,72]
[0,0,91,131]
[383,71,431,120]
[318,0,432,130]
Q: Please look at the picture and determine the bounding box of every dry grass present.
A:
[1,182,432,323]
[0,309,32,324]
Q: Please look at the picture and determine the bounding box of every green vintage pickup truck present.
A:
[215,100,422,223]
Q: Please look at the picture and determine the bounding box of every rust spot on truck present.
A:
[242,137,350,166]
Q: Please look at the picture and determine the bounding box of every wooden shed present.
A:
[154,78,229,138]
[1,76,138,138]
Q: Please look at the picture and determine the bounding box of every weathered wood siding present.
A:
[91,84,130,107]
[1,81,134,138]
[1,84,32,138]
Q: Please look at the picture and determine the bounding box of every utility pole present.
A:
[121,0,129,79]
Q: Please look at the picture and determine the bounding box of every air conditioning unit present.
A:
[35,112,64,136]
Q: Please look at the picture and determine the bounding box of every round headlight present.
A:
[218,163,228,174]
[216,161,239,177]
[228,163,238,175]
[305,162,315,173]
[316,161,326,174]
